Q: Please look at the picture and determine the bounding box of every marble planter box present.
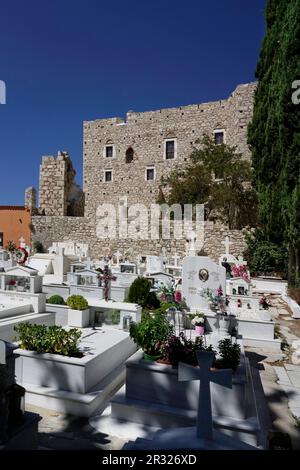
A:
[14,329,136,394]
[14,329,137,416]
[68,308,90,327]
[124,350,249,420]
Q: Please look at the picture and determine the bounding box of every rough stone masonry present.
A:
[29,82,256,260]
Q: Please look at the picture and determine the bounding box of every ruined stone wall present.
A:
[38,152,84,216]
[31,216,247,263]
[83,82,256,220]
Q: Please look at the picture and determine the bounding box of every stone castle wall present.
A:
[38,151,84,217]
[83,82,256,219]
[31,82,255,258]
[31,216,247,263]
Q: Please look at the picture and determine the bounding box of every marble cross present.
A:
[221,236,232,255]
[19,237,26,248]
[114,250,122,266]
[178,351,232,440]
[173,252,180,267]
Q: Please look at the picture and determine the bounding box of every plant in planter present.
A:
[160,332,214,366]
[216,338,241,371]
[129,312,173,360]
[14,323,82,358]
[47,295,66,305]
[127,277,161,309]
[66,295,90,328]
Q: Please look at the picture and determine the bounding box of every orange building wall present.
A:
[0,207,32,248]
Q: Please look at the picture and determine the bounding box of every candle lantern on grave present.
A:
[122,314,132,331]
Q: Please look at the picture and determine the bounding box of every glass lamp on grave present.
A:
[122,314,132,331]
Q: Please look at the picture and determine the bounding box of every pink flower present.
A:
[217,286,223,297]
[174,291,182,302]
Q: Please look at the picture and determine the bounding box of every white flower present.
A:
[191,315,205,326]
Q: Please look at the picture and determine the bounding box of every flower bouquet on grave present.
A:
[231,264,250,282]
[259,295,271,310]
[191,313,205,335]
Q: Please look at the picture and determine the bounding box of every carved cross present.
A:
[221,236,232,255]
[178,351,232,440]
[97,265,117,301]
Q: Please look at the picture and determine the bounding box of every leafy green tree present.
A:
[158,135,257,229]
[248,0,300,285]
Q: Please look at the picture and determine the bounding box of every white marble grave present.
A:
[182,256,226,313]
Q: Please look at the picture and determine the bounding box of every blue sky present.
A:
[0,0,266,205]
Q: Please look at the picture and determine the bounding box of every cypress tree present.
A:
[248,0,300,284]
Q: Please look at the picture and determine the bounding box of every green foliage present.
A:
[158,135,258,229]
[217,338,241,371]
[111,309,121,325]
[14,323,82,357]
[244,229,288,276]
[129,313,173,355]
[47,295,66,305]
[5,240,16,252]
[248,0,300,284]
[127,277,161,309]
[32,240,45,253]
[66,295,89,311]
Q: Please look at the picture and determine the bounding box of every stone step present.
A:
[109,389,260,446]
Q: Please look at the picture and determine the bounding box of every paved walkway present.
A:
[26,404,126,450]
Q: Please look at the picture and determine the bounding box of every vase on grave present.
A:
[195,325,204,336]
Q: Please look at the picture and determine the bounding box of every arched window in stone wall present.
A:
[125,147,134,163]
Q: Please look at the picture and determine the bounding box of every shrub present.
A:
[127,277,160,309]
[217,338,241,371]
[129,313,173,355]
[14,323,82,357]
[32,240,45,253]
[67,295,89,311]
[244,229,288,277]
[47,295,66,305]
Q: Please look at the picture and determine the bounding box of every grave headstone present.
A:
[182,256,226,312]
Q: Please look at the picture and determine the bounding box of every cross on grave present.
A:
[178,351,232,440]
[221,236,232,256]
[19,237,26,249]
[114,250,122,266]
[173,252,180,267]
[97,265,117,301]
[86,257,92,270]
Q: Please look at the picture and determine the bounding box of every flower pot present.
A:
[195,325,204,335]
[143,352,162,361]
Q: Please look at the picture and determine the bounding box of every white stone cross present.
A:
[86,257,92,270]
[173,252,180,267]
[178,351,232,440]
[0,340,6,365]
[221,236,232,255]
[114,250,122,266]
[19,237,26,248]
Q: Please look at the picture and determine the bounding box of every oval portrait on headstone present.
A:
[199,268,209,282]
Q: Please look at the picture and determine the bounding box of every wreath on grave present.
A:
[15,247,28,265]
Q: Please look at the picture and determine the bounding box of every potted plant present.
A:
[129,313,173,361]
[190,313,205,335]
[66,295,90,328]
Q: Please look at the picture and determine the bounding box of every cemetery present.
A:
[1,1,300,453]
[1,230,300,451]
